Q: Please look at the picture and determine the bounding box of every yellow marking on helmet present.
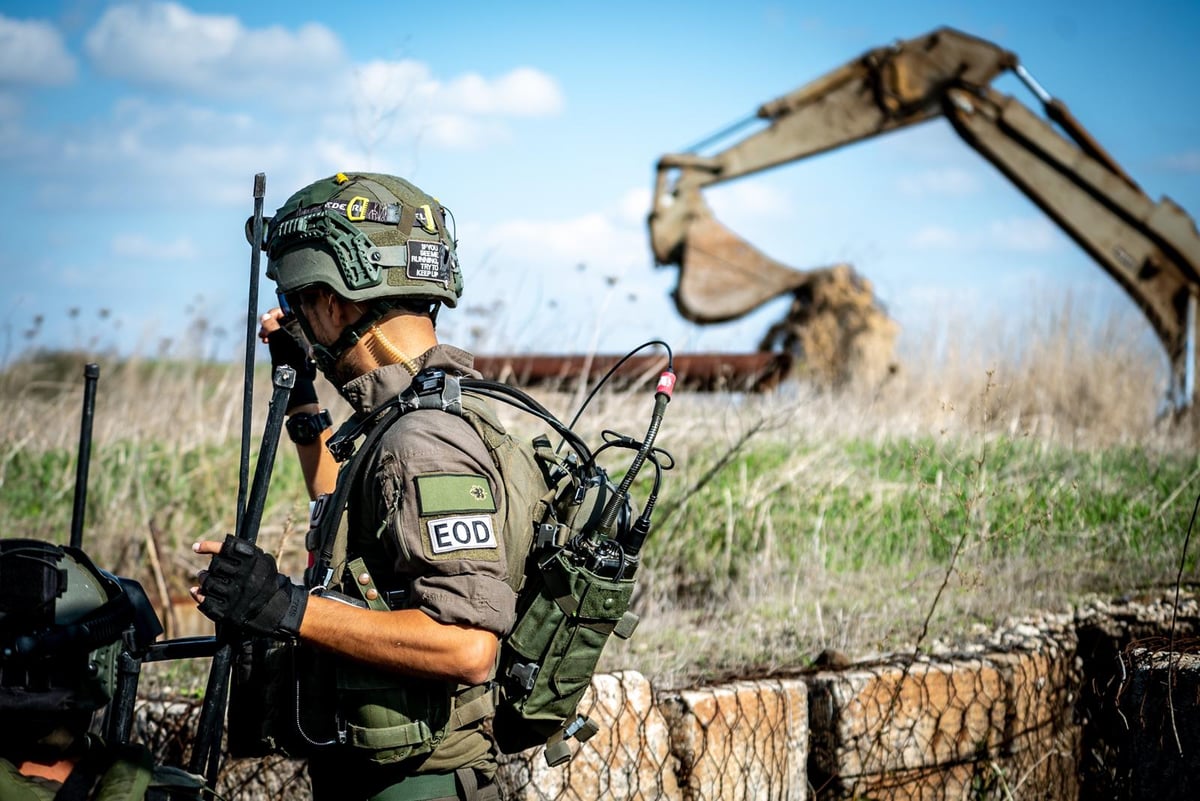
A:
[347,196,369,221]
[335,173,350,184]
[419,203,437,234]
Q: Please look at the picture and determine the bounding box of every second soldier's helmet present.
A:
[0,540,161,714]
[264,172,463,310]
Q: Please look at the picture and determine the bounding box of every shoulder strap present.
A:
[310,367,468,590]
[309,405,403,590]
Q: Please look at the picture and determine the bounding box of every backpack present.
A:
[298,365,673,766]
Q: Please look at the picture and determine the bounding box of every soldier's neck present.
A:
[346,314,437,377]
[19,758,76,783]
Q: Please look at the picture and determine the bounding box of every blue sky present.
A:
[1,1,1198,367]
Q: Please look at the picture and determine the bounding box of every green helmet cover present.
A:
[0,541,129,713]
[265,172,463,308]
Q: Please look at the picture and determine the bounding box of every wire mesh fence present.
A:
[124,595,1199,800]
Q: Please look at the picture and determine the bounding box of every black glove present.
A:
[267,326,318,412]
[198,535,307,638]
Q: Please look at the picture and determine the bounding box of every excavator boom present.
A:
[649,27,1200,407]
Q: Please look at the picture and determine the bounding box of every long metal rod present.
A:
[69,363,100,549]
[189,364,294,789]
[104,651,141,745]
[190,172,274,790]
[473,352,791,391]
[236,174,267,535]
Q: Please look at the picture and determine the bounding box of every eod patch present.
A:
[427,514,497,555]
[414,472,499,560]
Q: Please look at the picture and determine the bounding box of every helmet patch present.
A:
[407,240,450,284]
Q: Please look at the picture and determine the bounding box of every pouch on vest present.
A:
[227,637,339,759]
[493,549,638,757]
[335,662,452,765]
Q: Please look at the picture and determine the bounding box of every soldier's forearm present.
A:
[298,595,498,685]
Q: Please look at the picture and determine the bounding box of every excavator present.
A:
[648,27,1200,409]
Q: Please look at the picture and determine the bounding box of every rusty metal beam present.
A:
[473,352,791,392]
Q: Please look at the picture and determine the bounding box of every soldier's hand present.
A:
[192,536,306,639]
[260,307,318,412]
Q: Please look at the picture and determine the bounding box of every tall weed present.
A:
[1,301,1195,687]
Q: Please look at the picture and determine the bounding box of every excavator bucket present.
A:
[670,206,898,388]
[674,212,817,323]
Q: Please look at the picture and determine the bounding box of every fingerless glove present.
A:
[199,535,306,638]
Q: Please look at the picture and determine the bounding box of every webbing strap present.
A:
[311,406,402,589]
[346,719,431,749]
[353,177,402,210]
[449,683,497,730]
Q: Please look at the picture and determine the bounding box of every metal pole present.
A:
[189,365,294,789]
[190,172,272,791]
[237,174,267,534]
[70,363,100,549]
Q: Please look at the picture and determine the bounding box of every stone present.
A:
[499,671,680,800]
[660,678,808,801]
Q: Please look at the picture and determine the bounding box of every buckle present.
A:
[398,368,462,416]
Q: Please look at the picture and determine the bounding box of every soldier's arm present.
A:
[299,597,498,686]
[259,308,338,498]
[190,540,499,686]
[288,406,338,498]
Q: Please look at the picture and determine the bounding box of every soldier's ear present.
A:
[330,294,369,330]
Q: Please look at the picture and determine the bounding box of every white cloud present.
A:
[83,2,343,98]
[455,204,672,352]
[908,225,963,250]
[986,217,1065,252]
[349,60,563,149]
[23,97,300,207]
[908,217,1065,253]
[617,187,652,225]
[111,233,199,261]
[0,15,76,85]
[482,212,644,273]
[706,181,793,221]
[1160,150,1200,173]
[441,67,563,116]
[896,167,981,197]
[699,181,796,248]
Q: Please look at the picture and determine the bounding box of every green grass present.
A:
[646,435,1197,584]
[2,317,1197,687]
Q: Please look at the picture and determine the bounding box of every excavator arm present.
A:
[649,27,1200,407]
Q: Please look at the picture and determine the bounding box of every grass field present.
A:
[2,303,1197,691]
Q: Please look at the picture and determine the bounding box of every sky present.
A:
[1,0,1198,370]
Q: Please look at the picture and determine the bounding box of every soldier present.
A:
[192,172,513,800]
[0,540,204,800]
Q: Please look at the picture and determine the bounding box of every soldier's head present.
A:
[0,540,159,759]
[262,172,462,380]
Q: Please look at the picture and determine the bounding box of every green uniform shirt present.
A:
[0,744,204,801]
[318,345,517,785]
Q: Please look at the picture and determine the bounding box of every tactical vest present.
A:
[230,369,642,767]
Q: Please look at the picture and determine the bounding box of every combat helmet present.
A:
[0,540,160,714]
[262,172,462,372]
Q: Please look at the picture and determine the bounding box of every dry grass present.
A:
[2,300,1196,689]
